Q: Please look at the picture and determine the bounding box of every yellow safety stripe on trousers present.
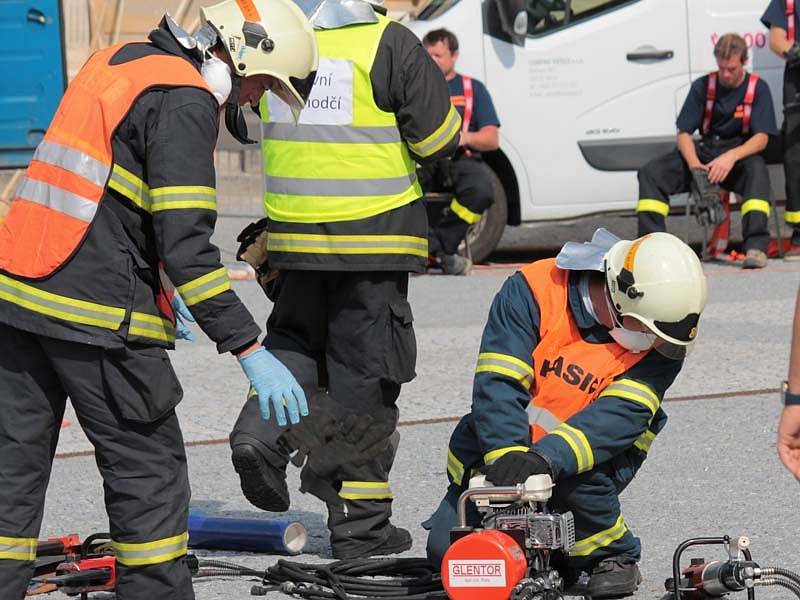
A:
[339,481,393,500]
[598,378,660,416]
[475,352,534,390]
[108,164,151,212]
[0,274,125,330]
[786,210,800,224]
[636,198,670,216]
[633,430,657,453]
[176,267,231,307]
[483,445,531,466]
[569,515,628,557]
[0,536,37,561]
[450,198,482,225]
[447,449,465,486]
[740,198,770,216]
[150,186,216,212]
[407,105,462,158]
[129,312,175,344]
[267,233,429,257]
[113,532,188,567]
[550,423,594,474]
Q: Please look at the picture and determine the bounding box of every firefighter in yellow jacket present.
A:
[229,0,461,560]
[424,230,707,598]
[0,1,317,597]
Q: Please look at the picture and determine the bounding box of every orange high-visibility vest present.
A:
[0,44,211,278]
[521,259,647,442]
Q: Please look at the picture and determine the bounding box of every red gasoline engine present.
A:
[442,474,576,600]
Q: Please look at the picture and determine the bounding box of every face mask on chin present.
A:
[201,54,232,105]
[608,327,657,353]
[604,289,657,353]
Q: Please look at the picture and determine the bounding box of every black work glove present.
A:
[482,450,552,486]
[787,43,800,69]
[306,413,393,478]
[281,391,394,479]
[690,168,724,227]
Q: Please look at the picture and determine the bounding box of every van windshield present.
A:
[416,0,462,20]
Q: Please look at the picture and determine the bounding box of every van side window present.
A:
[528,0,639,35]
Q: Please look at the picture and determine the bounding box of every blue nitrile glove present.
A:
[171,293,195,341]
[238,347,308,426]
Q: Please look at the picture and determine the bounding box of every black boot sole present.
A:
[587,573,642,599]
[332,528,412,560]
[232,444,290,512]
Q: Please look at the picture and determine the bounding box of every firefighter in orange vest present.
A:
[0,1,316,597]
[423,229,707,599]
[636,33,777,269]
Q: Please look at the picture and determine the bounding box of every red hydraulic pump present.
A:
[441,474,575,600]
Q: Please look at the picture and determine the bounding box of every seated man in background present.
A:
[636,33,777,269]
[422,28,500,275]
[424,229,708,598]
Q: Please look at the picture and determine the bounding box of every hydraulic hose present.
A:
[755,577,800,598]
[760,567,800,588]
[256,557,446,600]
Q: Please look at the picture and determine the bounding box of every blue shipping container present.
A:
[0,0,66,168]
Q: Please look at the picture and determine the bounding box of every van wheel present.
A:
[460,168,507,263]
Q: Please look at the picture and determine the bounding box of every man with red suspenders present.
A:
[422,28,500,275]
[763,0,800,258]
[636,33,777,269]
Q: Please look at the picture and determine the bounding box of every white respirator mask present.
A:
[201,54,232,106]
[608,327,657,353]
[604,291,656,353]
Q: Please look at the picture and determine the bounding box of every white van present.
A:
[405,0,784,260]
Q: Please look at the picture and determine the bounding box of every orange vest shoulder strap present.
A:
[519,258,567,340]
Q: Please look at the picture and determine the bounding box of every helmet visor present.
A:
[268,71,316,122]
[653,338,692,360]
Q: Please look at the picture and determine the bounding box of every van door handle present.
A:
[27,8,47,25]
[626,49,674,61]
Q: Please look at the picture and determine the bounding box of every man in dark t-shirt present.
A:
[637,33,778,269]
[762,0,800,258]
[422,28,501,275]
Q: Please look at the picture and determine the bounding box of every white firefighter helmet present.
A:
[604,232,707,349]
[201,0,318,115]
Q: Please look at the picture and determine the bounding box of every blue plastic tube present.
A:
[188,509,307,555]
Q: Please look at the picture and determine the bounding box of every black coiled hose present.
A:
[257,557,446,600]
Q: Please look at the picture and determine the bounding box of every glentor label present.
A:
[448,559,506,587]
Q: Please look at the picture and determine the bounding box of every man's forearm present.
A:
[676,132,701,168]
[788,287,800,392]
[771,26,794,59]
[731,133,768,161]
[463,126,499,152]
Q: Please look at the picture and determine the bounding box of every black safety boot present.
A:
[332,525,412,560]
[586,558,642,598]
[231,443,290,512]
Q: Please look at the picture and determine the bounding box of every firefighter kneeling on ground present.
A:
[424,229,708,598]
[420,28,501,276]
[637,33,778,269]
[0,1,317,598]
